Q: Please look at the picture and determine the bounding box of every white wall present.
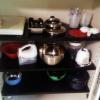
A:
[0,0,94,23]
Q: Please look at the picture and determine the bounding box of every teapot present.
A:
[75,48,91,67]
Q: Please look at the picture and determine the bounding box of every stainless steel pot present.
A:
[39,43,64,65]
[45,16,62,30]
[45,16,66,36]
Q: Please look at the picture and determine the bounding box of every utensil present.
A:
[4,72,22,86]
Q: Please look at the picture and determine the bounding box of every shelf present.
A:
[25,22,100,42]
[0,21,100,42]
[0,50,96,72]
[2,71,89,96]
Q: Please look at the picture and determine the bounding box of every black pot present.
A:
[69,71,89,90]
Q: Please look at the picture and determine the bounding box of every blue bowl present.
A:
[4,72,22,86]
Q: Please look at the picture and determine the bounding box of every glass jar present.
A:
[69,8,81,28]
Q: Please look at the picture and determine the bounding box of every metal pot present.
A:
[45,16,62,29]
[45,16,66,36]
[39,43,64,66]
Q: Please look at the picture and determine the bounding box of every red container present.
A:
[1,42,23,59]
[68,29,87,38]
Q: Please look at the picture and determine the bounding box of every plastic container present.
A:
[18,44,37,65]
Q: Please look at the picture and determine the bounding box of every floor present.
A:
[3,93,88,100]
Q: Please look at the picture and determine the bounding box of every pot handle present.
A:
[18,44,35,54]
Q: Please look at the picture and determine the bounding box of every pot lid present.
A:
[45,16,60,24]
[68,29,87,38]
